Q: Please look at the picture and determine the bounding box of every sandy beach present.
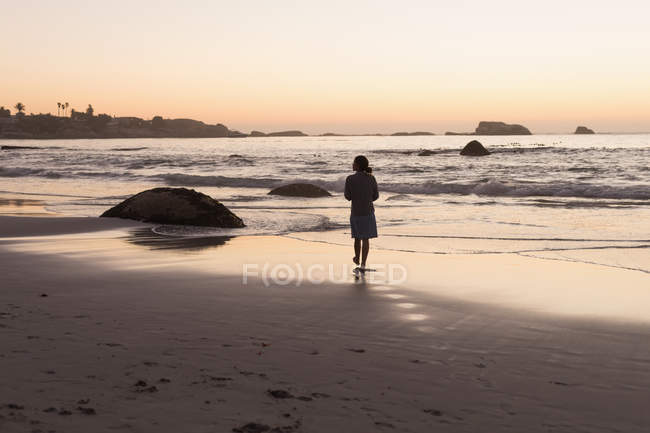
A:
[1,214,649,433]
[4,0,650,430]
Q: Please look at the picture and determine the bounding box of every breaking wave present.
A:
[379,179,650,200]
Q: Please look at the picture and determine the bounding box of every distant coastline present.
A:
[0,104,608,139]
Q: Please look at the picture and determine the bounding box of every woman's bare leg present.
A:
[353,238,361,265]
[361,239,370,267]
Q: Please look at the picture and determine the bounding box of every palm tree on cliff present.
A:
[14,102,25,115]
[57,102,61,116]
[65,102,69,117]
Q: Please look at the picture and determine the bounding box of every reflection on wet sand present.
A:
[125,227,233,251]
[0,196,53,216]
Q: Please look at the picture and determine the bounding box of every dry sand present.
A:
[1,216,649,433]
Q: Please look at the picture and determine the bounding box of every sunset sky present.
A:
[2,0,649,134]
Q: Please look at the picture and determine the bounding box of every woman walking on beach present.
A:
[344,155,378,270]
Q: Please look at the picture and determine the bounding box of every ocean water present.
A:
[1,135,648,273]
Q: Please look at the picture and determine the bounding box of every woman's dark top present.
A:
[344,171,379,216]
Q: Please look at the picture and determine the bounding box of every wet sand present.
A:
[1,216,649,432]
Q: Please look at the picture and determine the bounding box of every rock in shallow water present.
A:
[268,183,331,197]
[101,187,245,227]
[460,140,491,156]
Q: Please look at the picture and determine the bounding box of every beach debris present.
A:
[346,348,366,353]
[39,293,48,297]
[76,399,90,405]
[296,396,313,402]
[101,187,245,228]
[233,419,302,433]
[268,183,331,198]
[77,406,96,415]
[267,389,293,399]
[238,370,267,378]
[474,362,487,368]
[424,409,443,416]
[310,392,330,399]
[158,378,171,383]
[460,140,491,156]
[266,389,314,402]
[132,380,158,393]
[6,403,24,410]
[207,376,232,382]
[101,342,123,347]
[58,409,72,416]
[195,375,232,386]
[232,422,271,433]
[140,386,158,393]
[42,407,57,413]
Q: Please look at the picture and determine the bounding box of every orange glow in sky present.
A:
[2,1,649,134]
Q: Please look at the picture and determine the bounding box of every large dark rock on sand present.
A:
[268,183,331,197]
[460,140,491,156]
[475,121,531,135]
[575,126,595,134]
[101,187,245,227]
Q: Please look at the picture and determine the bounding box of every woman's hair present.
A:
[353,155,372,174]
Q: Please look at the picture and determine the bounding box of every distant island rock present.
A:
[446,121,531,136]
[460,140,491,156]
[390,131,435,136]
[249,130,308,137]
[267,130,308,137]
[417,149,436,156]
[475,121,531,135]
[101,187,245,227]
[268,183,331,198]
[575,126,595,134]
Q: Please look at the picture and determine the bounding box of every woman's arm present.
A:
[344,177,351,201]
[372,176,379,201]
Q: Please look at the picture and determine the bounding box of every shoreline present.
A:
[1,215,650,432]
